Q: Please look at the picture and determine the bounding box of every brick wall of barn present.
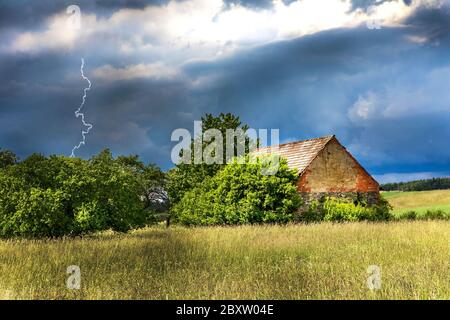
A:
[297,138,380,206]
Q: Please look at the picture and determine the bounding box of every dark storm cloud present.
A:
[182,8,450,173]
[403,4,450,44]
[0,0,169,30]
[222,0,311,10]
[1,1,449,178]
[349,0,412,12]
[350,113,450,174]
[185,26,413,118]
[0,52,88,156]
[0,0,62,30]
[350,0,388,11]
[94,0,169,9]
[222,0,274,9]
[0,52,191,164]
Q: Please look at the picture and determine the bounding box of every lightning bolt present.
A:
[71,58,92,157]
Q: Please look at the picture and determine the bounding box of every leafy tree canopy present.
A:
[167,113,251,204]
[0,149,165,238]
[0,149,19,168]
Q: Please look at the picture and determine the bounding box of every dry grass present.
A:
[0,221,448,300]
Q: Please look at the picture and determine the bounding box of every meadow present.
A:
[383,189,450,217]
[0,221,448,300]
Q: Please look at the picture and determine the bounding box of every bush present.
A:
[396,209,449,221]
[322,197,371,222]
[419,210,449,221]
[368,196,393,221]
[304,195,393,223]
[402,211,418,220]
[173,156,302,226]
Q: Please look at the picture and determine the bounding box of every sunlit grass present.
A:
[383,190,450,216]
[0,221,448,299]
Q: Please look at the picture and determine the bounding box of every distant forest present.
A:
[381,177,450,191]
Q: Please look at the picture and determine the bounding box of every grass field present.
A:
[0,221,449,300]
[383,189,450,216]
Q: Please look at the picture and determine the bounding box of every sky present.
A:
[0,0,449,183]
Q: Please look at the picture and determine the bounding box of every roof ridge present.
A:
[252,135,336,176]
[256,134,335,149]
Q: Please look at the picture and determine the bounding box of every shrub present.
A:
[322,197,371,222]
[310,195,393,223]
[173,156,302,226]
[397,209,449,221]
[402,211,418,220]
[419,210,449,221]
[367,196,393,221]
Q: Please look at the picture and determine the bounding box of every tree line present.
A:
[381,177,450,191]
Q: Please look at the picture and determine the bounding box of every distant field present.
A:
[0,222,449,300]
[383,189,450,216]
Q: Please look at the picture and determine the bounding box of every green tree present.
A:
[0,149,18,168]
[116,154,168,212]
[167,113,251,204]
[0,149,164,238]
[382,177,450,191]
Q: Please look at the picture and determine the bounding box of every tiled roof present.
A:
[252,135,335,175]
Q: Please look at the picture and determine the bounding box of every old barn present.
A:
[254,135,380,206]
